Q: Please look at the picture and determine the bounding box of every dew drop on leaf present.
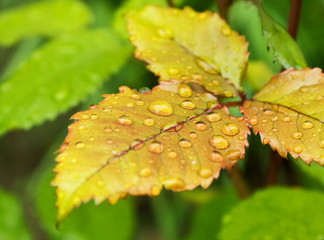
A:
[262,138,270,145]
[249,118,258,126]
[189,132,198,139]
[302,121,314,129]
[148,100,173,116]
[139,168,152,177]
[163,177,185,189]
[148,141,164,154]
[198,167,213,178]
[168,67,180,75]
[206,112,221,122]
[292,132,303,139]
[139,87,151,93]
[293,145,303,154]
[90,114,98,120]
[263,109,274,116]
[180,100,196,110]
[82,114,89,120]
[178,139,192,148]
[221,123,240,136]
[75,141,85,149]
[157,27,173,39]
[221,25,231,36]
[209,151,223,162]
[209,136,229,149]
[117,115,133,126]
[167,151,177,159]
[143,118,155,126]
[225,149,241,160]
[177,83,192,98]
[194,121,207,131]
[104,126,112,133]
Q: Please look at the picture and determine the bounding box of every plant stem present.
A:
[167,0,175,7]
[217,0,233,20]
[228,167,250,199]
[288,0,303,39]
[266,0,302,185]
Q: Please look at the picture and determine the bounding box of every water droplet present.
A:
[263,138,270,144]
[139,87,151,93]
[117,115,132,126]
[302,121,313,129]
[209,151,223,162]
[151,185,162,196]
[136,100,144,106]
[163,177,185,189]
[168,67,180,75]
[272,128,278,132]
[293,145,302,154]
[224,91,233,97]
[177,84,192,98]
[132,94,140,100]
[195,121,207,131]
[249,118,258,126]
[144,118,155,126]
[319,140,324,148]
[82,114,89,120]
[149,101,173,116]
[97,180,104,187]
[71,158,77,164]
[221,25,231,36]
[79,125,85,130]
[75,141,85,149]
[261,119,268,124]
[206,112,221,122]
[103,107,111,112]
[292,132,303,139]
[157,27,173,39]
[179,139,192,148]
[209,136,229,149]
[139,168,151,177]
[180,100,196,110]
[168,151,177,159]
[221,123,239,136]
[198,167,213,178]
[89,137,95,142]
[282,116,291,122]
[225,149,241,160]
[104,126,112,133]
[195,57,219,74]
[271,116,278,122]
[106,139,113,144]
[193,74,202,81]
[263,109,274,116]
[148,141,164,154]
[90,114,98,120]
[299,86,309,93]
[189,132,198,139]
[161,121,178,131]
[126,102,134,108]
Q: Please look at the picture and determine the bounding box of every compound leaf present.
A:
[0,29,129,136]
[52,81,249,222]
[0,0,91,46]
[241,68,324,165]
[218,187,324,240]
[253,3,307,69]
[127,6,249,97]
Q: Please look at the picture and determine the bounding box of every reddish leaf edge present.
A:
[52,81,250,223]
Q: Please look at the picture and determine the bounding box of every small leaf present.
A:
[245,60,274,92]
[126,6,249,97]
[218,187,324,240]
[0,29,129,136]
[0,188,32,240]
[254,3,307,69]
[52,81,249,222]
[0,0,91,46]
[241,68,324,165]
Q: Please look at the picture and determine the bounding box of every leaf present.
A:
[245,60,274,92]
[0,29,129,136]
[253,2,307,69]
[126,6,249,97]
[0,188,31,240]
[241,68,324,166]
[30,153,135,240]
[218,187,324,240]
[0,0,91,46]
[52,80,249,222]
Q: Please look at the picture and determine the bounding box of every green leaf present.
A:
[293,157,324,188]
[219,187,324,240]
[0,189,31,240]
[0,29,130,136]
[0,0,92,46]
[127,6,249,97]
[245,60,274,92]
[254,3,307,69]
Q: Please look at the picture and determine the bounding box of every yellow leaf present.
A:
[126,6,249,97]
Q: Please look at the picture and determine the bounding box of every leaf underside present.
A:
[241,68,324,165]
[52,81,249,222]
[126,6,249,97]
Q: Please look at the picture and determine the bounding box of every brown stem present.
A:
[266,151,283,185]
[228,167,250,199]
[288,0,303,39]
[167,0,175,7]
[217,0,233,20]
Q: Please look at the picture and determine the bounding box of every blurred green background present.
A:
[0,0,324,239]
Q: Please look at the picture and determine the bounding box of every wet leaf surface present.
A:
[127,6,249,97]
[52,81,249,222]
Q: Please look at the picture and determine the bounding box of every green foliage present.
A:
[0,0,91,46]
[0,29,129,136]
[0,189,31,240]
[253,2,308,69]
[218,187,324,240]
